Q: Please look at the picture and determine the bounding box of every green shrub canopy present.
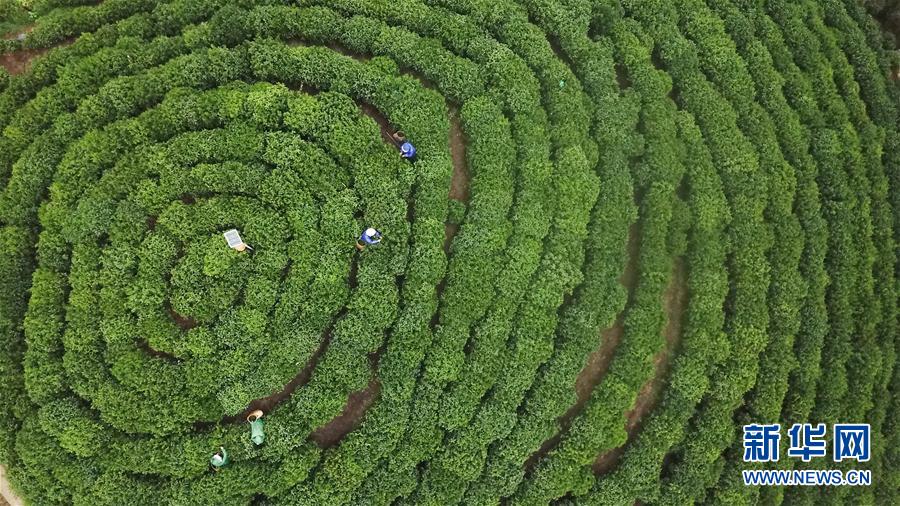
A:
[0,0,897,504]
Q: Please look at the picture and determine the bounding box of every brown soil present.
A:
[448,106,469,202]
[220,318,380,448]
[593,257,687,475]
[289,40,435,148]
[221,327,333,423]
[0,465,21,506]
[570,222,641,412]
[524,222,640,469]
[444,222,458,255]
[293,40,470,220]
[221,264,367,439]
[1,27,74,76]
[548,36,576,76]
[166,304,198,330]
[1,25,33,41]
[359,101,397,145]
[615,62,632,90]
[0,45,50,75]
[216,41,455,446]
[218,69,393,440]
[300,40,465,278]
[326,42,370,62]
[309,378,380,448]
[443,105,469,256]
[137,339,178,361]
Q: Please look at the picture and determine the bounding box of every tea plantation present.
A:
[0,0,898,504]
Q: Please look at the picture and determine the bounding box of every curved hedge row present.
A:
[0,0,896,504]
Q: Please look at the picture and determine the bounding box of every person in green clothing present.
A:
[210,447,229,470]
[248,410,265,446]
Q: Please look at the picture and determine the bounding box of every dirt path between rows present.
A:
[1,39,470,459]
[447,106,469,202]
[0,46,51,75]
[1,27,75,76]
[443,105,469,257]
[219,320,337,425]
[524,222,641,469]
[593,256,687,474]
[1,27,42,75]
[258,42,466,447]
[0,465,23,506]
[219,255,359,424]
[310,378,380,448]
[571,222,641,411]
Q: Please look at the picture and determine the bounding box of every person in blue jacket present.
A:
[392,131,417,160]
[356,228,383,250]
[400,140,416,159]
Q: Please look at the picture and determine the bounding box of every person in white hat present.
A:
[392,131,417,160]
[210,447,229,470]
[356,227,383,250]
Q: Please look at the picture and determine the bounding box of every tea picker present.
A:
[356,227,382,251]
[391,131,417,160]
[248,410,265,446]
[223,229,253,252]
[210,447,229,470]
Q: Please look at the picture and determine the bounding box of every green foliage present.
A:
[0,0,31,37]
[0,0,895,504]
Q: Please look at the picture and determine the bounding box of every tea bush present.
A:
[0,0,897,504]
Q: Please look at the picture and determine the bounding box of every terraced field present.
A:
[0,0,897,504]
